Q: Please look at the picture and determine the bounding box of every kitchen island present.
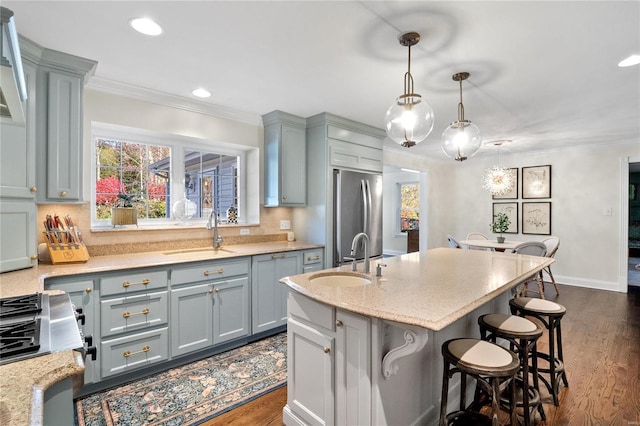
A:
[280,247,553,426]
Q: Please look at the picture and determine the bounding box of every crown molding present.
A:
[86,76,262,127]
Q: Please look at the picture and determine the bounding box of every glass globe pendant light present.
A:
[384,32,434,148]
[441,72,481,161]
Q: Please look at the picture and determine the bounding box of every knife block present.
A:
[44,237,90,264]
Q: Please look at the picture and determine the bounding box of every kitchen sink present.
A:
[308,271,372,288]
[162,247,235,256]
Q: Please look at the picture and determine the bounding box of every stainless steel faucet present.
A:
[206,209,224,249]
[350,232,370,274]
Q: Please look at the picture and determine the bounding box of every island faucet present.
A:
[206,209,224,249]
[350,232,370,274]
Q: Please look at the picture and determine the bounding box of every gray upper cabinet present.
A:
[0,57,38,273]
[263,110,307,207]
[34,47,96,203]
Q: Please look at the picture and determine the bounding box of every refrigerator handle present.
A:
[361,179,368,234]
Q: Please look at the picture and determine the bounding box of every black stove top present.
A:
[0,318,41,359]
[0,293,42,318]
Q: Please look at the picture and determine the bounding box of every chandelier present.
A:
[441,72,482,161]
[384,32,434,148]
[481,140,514,195]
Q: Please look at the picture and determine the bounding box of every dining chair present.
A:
[513,242,547,298]
[541,237,560,296]
[465,232,493,251]
[447,234,462,249]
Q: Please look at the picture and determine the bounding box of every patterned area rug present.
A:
[75,333,287,426]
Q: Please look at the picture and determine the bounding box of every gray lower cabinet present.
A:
[170,258,250,358]
[252,251,302,334]
[45,276,97,384]
[99,268,169,378]
[302,249,324,274]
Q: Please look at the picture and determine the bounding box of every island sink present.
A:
[308,271,372,287]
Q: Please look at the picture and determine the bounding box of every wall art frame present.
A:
[492,202,518,234]
[492,168,519,200]
[522,165,551,199]
[522,201,551,235]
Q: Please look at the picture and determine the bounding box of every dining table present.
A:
[459,238,524,252]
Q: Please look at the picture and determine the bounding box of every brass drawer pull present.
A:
[323,347,330,354]
[215,288,220,293]
[122,278,150,288]
[30,187,37,193]
[123,345,150,358]
[85,288,92,293]
[204,268,224,276]
[60,191,67,197]
[271,253,286,259]
[122,307,150,319]
[336,320,343,327]
[307,255,321,261]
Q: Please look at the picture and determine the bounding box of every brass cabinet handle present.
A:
[122,307,150,319]
[208,288,213,294]
[323,347,330,354]
[307,255,321,261]
[215,288,220,293]
[123,345,150,358]
[30,187,37,192]
[60,191,67,197]
[218,268,224,274]
[30,255,38,260]
[203,270,209,276]
[85,288,92,293]
[122,278,150,288]
[271,253,286,259]
[283,195,288,200]
[336,320,343,327]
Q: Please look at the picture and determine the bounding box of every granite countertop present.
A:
[0,240,323,426]
[281,247,553,331]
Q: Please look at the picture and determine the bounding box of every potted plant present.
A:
[490,212,511,243]
[111,193,143,227]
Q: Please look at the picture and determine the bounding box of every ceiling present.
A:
[4,1,639,160]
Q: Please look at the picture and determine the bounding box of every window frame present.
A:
[91,122,247,229]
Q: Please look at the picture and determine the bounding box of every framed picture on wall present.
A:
[492,168,519,200]
[522,202,551,235]
[522,165,551,198]
[492,202,518,234]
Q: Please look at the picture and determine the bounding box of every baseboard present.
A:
[553,274,621,292]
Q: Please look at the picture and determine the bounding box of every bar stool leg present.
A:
[557,321,569,388]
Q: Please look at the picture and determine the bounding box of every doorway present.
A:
[629,162,640,288]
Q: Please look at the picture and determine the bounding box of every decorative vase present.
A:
[111,207,138,227]
[497,236,505,243]
[226,205,238,224]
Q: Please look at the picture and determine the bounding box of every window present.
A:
[92,124,244,227]
[399,182,420,232]
[95,139,171,220]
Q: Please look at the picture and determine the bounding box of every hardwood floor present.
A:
[203,284,640,425]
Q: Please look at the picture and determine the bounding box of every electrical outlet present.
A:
[280,220,291,230]
[240,228,250,235]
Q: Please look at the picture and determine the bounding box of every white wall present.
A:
[385,141,639,292]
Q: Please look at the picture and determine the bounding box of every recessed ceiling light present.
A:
[129,17,162,36]
[618,54,640,67]
[192,88,211,98]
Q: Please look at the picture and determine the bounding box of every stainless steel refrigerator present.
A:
[333,169,383,267]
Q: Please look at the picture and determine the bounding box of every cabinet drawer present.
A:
[288,291,335,333]
[101,270,167,297]
[100,327,169,378]
[171,258,250,285]
[100,291,168,338]
[302,249,323,265]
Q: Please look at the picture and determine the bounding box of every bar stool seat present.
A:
[509,297,569,406]
[440,338,520,426]
[479,313,545,425]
